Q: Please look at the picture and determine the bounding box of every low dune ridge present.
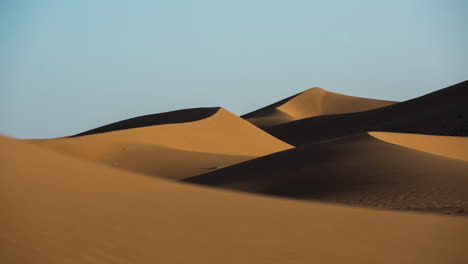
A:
[29,108,292,179]
[369,132,468,162]
[243,87,396,128]
[268,80,468,146]
[186,132,468,215]
[2,137,468,264]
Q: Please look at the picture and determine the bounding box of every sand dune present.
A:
[243,87,396,128]
[2,137,468,264]
[29,108,292,179]
[3,80,468,263]
[186,132,468,215]
[369,132,468,162]
[268,80,468,145]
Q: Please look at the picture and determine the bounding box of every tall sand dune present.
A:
[268,80,468,145]
[2,137,468,264]
[29,108,292,179]
[243,87,396,128]
[186,132,468,215]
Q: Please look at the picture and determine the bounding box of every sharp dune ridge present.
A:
[1,137,468,264]
[72,107,222,137]
[2,80,468,263]
[28,107,292,179]
[243,87,397,129]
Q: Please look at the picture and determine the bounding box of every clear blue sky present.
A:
[1,0,467,138]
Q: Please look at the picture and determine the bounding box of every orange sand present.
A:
[1,137,468,264]
[2,81,468,264]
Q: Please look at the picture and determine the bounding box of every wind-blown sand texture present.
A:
[2,81,468,263]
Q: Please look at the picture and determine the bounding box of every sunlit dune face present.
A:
[26,108,292,180]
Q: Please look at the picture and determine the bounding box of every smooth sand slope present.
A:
[186,132,468,215]
[2,137,468,264]
[268,81,468,145]
[243,87,396,129]
[29,108,292,180]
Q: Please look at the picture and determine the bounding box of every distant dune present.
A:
[243,87,396,129]
[186,132,468,215]
[2,137,468,264]
[268,80,468,145]
[29,108,292,179]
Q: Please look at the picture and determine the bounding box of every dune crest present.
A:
[29,108,292,179]
[243,87,396,128]
[72,107,220,137]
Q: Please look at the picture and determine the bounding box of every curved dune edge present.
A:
[32,107,293,156]
[72,107,222,137]
[369,132,468,162]
[28,108,292,179]
[186,132,468,214]
[2,136,468,264]
[243,87,396,128]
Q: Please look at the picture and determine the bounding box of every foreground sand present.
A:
[2,137,468,264]
[29,108,292,179]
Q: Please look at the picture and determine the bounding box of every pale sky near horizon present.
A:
[1,0,467,138]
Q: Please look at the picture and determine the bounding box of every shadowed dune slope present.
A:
[72,107,220,137]
[186,132,468,215]
[268,80,468,145]
[2,137,468,264]
[29,108,292,179]
[243,87,396,129]
[370,132,468,162]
